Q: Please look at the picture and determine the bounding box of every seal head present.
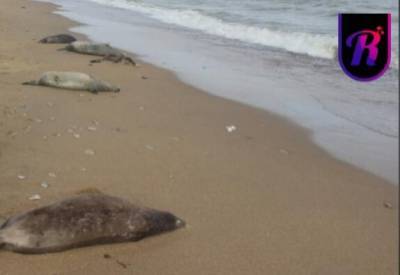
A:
[142,210,185,237]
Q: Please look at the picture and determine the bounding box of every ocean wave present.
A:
[86,0,398,67]
[86,0,337,58]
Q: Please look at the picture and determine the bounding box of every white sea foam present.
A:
[87,0,339,59]
[85,0,398,68]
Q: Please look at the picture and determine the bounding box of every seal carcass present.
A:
[39,34,77,44]
[22,71,120,93]
[65,41,136,65]
[0,194,185,254]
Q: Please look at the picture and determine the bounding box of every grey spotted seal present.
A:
[22,71,120,93]
[39,34,77,44]
[65,41,136,66]
[0,194,185,254]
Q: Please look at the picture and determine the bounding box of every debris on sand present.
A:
[226,125,237,133]
[280,149,289,155]
[29,194,41,201]
[145,145,155,151]
[17,175,26,180]
[383,202,393,209]
[116,260,128,269]
[84,149,96,156]
[40,181,49,189]
[48,172,56,178]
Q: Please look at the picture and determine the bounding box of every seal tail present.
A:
[22,80,38,86]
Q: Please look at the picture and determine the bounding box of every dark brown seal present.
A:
[39,34,77,44]
[0,194,184,254]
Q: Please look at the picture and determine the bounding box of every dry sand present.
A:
[0,0,398,274]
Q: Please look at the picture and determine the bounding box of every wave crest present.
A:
[88,0,398,67]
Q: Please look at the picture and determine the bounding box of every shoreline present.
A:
[0,0,398,274]
[47,0,399,184]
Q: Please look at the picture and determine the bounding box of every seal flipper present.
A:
[22,80,38,86]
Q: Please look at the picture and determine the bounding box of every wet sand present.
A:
[0,0,398,274]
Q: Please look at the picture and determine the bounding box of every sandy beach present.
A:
[0,0,398,274]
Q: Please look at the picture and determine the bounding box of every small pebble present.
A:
[226,125,237,133]
[383,202,393,209]
[29,194,41,201]
[103,254,111,259]
[84,149,95,156]
[145,145,154,151]
[48,172,56,178]
[17,175,26,180]
[87,126,97,131]
[280,149,289,155]
[73,133,81,139]
[40,181,49,188]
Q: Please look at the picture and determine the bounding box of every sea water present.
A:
[38,0,399,183]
